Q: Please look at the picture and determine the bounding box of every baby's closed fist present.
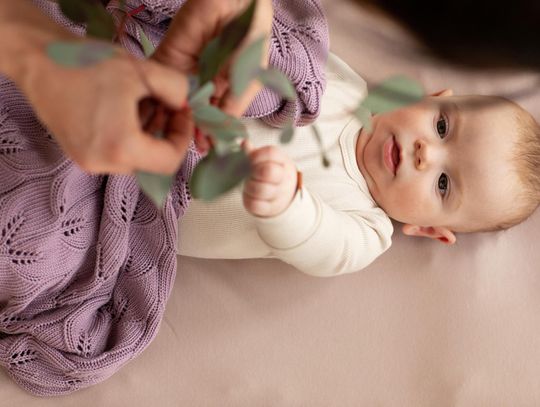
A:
[243,145,298,218]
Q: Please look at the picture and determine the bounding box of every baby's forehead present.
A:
[450,152,521,230]
[443,98,522,228]
[441,95,518,119]
[450,97,519,149]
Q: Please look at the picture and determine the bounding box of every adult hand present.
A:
[152,0,274,117]
[22,46,192,175]
[0,1,195,175]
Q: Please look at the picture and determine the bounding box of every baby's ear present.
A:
[430,89,454,97]
[402,224,456,245]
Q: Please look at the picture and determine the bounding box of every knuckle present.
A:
[70,148,93,170]
[104,142,128,165]
[243,196,264,216]
[258,163,281,180]
[243,195,256,212]
[75,156,101,174]
[150,45,176,67]
[254,183,267,197]
[243,181,255,195]
[264,145,282,159]
[111,57,135,76]
[74,155,92,171]
[246,182,270,199]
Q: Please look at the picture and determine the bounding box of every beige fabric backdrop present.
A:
[2,1,540,406]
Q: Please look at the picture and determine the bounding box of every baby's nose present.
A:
[414,139,428,170]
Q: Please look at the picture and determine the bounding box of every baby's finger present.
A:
[249,145,287,166]
[251,161,284,184]
[244,179,278,201]
[243,196,274,217]
[242,139,255,154]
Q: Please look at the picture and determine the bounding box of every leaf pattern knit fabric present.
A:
[0,0,329,396]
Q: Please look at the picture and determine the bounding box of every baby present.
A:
[178,55,540,276]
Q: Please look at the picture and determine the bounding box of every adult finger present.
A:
[194,128,212,155]
[220,80,263,117]
[143,104,168,135]
[165,108,195,159]
[138,98,156,128]
[220,0,272,116]
[151,0,233,71]
[138,59,190,110]
[153,0,272,78]
[129,109,194,174]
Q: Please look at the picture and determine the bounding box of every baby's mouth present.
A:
[391,137,401,174]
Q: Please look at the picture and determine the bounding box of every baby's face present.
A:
[356,94,521,234]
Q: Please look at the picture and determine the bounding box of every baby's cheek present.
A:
[385,184,434,224]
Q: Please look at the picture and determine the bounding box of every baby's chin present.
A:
[373,200,409,224]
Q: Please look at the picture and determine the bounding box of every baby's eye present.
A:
[436,115,448,138]
[438,173,449,196]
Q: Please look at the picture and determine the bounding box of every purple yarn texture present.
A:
[0,0,329,396]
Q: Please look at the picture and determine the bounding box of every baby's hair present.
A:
[493,101,540,230]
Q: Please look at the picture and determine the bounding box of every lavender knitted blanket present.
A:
[0,0,328,396]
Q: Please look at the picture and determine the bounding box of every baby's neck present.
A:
[355,127,370,182]
[354,126,384,209]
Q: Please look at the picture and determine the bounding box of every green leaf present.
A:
[231,37,265,96]
[280,122,295,144]
[311,124,331,167]
[189,82,215,110]
[58,0,116,40]
[190,149,251,200]
[198,39,220,86]
[136,171,174,208]
[187,75,200,98]
[193,105,247,155]
[362,76,424,114]
[138,26,155,57]
[258,68,296,100]
[47,41,116,67]
[135,121,171,208]
[219,0,257,46]
[85,3,117,40]
[198,0,257,85]
[59,0,89,23]
[193,104,232,126]
[193,105,247,139]
[352,104,373,132]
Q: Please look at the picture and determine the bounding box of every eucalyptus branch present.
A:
[50,0,427,208]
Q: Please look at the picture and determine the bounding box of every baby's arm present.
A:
[243,146,393,277]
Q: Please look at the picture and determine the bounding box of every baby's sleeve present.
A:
[253,188,393,277]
